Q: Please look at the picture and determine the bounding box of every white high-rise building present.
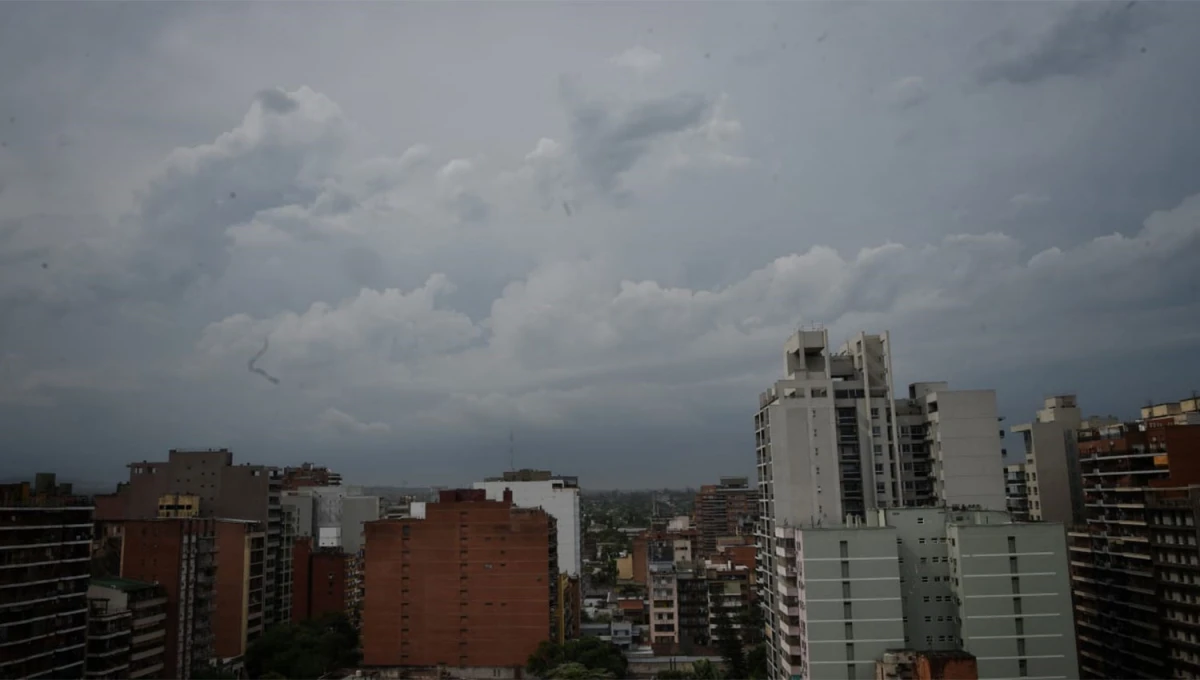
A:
[473,469,582,576]
[755,328,1008,679]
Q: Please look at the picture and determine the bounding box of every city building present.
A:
[118,518,217,679]
[694,477,758,559]
[95,449,293,627]
[291,536,362,625]
[556,573,582,644]
[1010,395,1084,524]
[876,649,979,680]
[0,474,92,679]
[754,329,1007,678]
[361,489,558,670]
[281,463,343,489]
[282,486,381,555]
[1003,464,1029,521]
[772,508,1077,680]
[212,520,266,663]
[705,558,755,647]
[474,469,582,576]
[1069,416,1200,679]
[86,578,169,679]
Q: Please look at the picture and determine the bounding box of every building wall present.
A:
[362,491,555,668]
[292,537,313,623]
[949,522,1078,680]
[925,390,1006,512]
[1012,396,1083,525]
[309,550,350,620]
[473,478,581,576]
[213,521,259,660]
[342,496,381,555]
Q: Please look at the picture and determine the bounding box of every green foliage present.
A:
[746,643,769,679]
[712,606,747,679]
[545,662,617,679]
[654,671,693,680]
[191,665,240,680]
[244,613,361,679]
[527,637,629,679]
[689,659,722,679]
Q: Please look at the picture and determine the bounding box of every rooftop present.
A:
[91,577,158,593]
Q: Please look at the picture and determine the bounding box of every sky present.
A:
[2,1,1200,489]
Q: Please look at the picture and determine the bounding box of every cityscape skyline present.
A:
[4,2,1200,488]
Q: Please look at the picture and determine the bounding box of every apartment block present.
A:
[118,517,217,679]
[361,489,557,670]
[474,470,582,576]
[0,475,92,679]
[755,329,1007,679]
[1147,485,1200,678]
[1004,464,1029,521]
[283,486,381,555]
[772,508,1077,680]
[291,536,361,624]
[213,520,267,661]
[86,578,168,679]
[281,462,343,489]
[694,477,758,559]
[1069,415,1200,679]
[97,449,293,627]
[705,558,755,646]
[1010,395,1085,524]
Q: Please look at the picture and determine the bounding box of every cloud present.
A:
[1010,192,1050,209]
[314,407,391,436]
[976,3,1149,85]
[885,76,931,111]
[610,46,663,76]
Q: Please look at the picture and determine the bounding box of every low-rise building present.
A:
[86,578,169,679]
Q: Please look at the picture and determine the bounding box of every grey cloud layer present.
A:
[2,1,1200,487]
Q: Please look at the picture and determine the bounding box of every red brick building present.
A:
[361,489,557,669]
[693,477,757,559]
[292,536,358,624]
[281,462,342,490]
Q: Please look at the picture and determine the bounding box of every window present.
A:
[917,517,925,525]
[871,408,879,418]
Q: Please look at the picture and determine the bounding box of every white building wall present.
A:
[473,478,582,576]
[925,390,1006,511]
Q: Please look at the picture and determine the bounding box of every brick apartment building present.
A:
[96,449,294,626]
[282,463,343,490]
[0,474,92,679]
[119,518,218,679]
[361,489,558,670]
[693,477,757,559]
[292,536,362,624]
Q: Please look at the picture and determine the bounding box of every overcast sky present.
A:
[2,2,1199,489]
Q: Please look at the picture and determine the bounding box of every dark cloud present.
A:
[256,87,299,115]
[976,3,1150,85]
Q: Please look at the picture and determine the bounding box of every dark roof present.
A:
[90,577,157,592]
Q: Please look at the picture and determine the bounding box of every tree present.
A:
[746,643,769,679]
[712,606,746,679]
[545,662,616,679]
[244,613,361,679]
[689,659,722,679]
[654,671,693,680]
[527,637,628,679]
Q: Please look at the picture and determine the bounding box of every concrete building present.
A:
[876,649,979,680]
[473,470,582,576]
[96,449,293,627]
[283,486,381,554]
[0,475,92,679]
[694,477,758,559]
[1010,395,1084,524]
[291,536,362,625]
[361,489,558,670]
[1003,464,1029,521]
[772,508,1077,680]
[118,518,217,679]
[281,462,343,489]
[86,578,169,679]
[212,520,267,663]
[754,329,1007,678]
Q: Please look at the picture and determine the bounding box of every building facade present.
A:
[1003,464,1029,522]
[773,508,1077,680]
[0,475,92,679]
[96,449,293,627]
[1010,395,1084,524]
[694,477,758,559]
[86,578,169,679]
[473,470,582,577]
[361,489,558,669]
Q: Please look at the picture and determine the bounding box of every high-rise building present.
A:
[755,329,1007,678]
[0,474,92,679]
[1010,395,1084,524]
[281,462,343,490]
[212,520,267,662]
[694,477,758,559]
[119,518,217,679]
[1069,406,1200,679]
[772,508,1078,680]
[291,536,362,625]
[96,449,293,627]
[1003,463,1030,521]
[473,470,582,577]
[86,578,169,679]
[361,489,558,670]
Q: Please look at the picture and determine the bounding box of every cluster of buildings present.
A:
[4,324,1200,680]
